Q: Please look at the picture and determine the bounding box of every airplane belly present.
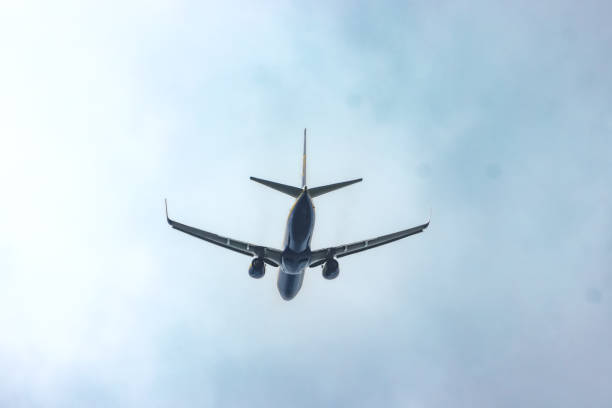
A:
[285,192,315,253]
[277,267,304,301]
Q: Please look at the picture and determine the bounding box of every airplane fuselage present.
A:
[277,189,315,300]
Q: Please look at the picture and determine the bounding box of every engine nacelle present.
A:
[248,257,266,279]
[322,259,339,280]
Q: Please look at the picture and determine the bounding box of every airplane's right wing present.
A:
[165,200,282,266]
[309,220,429,267]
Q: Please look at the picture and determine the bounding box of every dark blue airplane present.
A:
[165,129,429,300]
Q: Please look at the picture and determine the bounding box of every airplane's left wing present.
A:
[165,200,282,266]
[309,220,429,267]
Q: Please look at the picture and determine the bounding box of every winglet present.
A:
[164,198,170,224]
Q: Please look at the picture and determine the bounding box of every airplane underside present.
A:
[277,268,305,301]
[165,128,429,300]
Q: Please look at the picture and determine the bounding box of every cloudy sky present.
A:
[1,0,611,406]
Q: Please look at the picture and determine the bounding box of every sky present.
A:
[1,0,611,406]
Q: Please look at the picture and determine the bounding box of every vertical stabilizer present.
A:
[302,128,307,188]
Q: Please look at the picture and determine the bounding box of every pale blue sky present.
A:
[1,1,611,406]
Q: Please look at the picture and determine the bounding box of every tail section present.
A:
[251,128,362,198]
[308,178,362,198]
[250,177,302,198]
[302,128,307,187]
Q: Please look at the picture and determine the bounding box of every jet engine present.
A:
[248,257,266,279]
[322,259,339,280]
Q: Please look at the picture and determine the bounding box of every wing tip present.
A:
[164,198,171,224]
[422,208,432,229]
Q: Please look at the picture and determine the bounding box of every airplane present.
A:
[165,129,429,300]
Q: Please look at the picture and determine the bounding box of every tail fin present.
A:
[251,129,362,199]
[302,128,307,187]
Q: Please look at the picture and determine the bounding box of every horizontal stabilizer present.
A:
[308,178,362,198]
[250,177,303,198]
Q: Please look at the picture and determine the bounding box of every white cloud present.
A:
[1,0,611,406]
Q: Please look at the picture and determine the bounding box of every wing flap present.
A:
[165,200,282,266]
[168,219,254,256]
[309,220,429,266]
